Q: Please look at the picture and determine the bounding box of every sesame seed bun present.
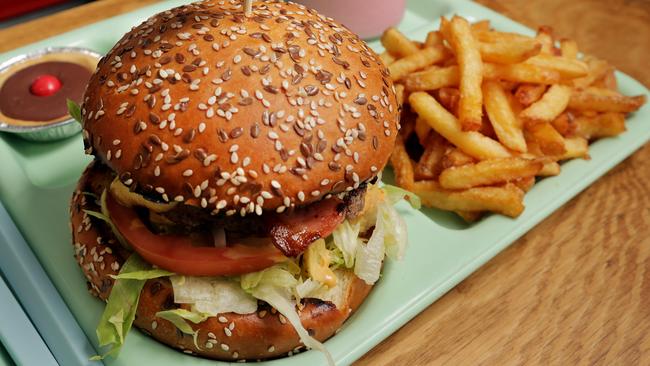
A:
[70,161,373,360]
[81,0,399,215]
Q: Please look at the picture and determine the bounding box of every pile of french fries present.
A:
[383,16,646,221]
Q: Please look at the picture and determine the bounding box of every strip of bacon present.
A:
[266,198,346,257]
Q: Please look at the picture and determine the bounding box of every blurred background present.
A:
[0,0,91,28]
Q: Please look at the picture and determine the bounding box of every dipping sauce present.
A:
[0,49,98,128]
[0,61,92,121]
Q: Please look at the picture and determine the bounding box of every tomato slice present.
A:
[106,193,287,276]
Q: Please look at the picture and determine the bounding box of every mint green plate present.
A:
[0,343,14,366]
[0,0,648,365]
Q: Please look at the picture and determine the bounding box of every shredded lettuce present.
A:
[295,278,324,300]
[84,190,130,249]
[241,262,299,289]
[170,276,257,316]
[380,202,408,261]
[382,184,421,209]
[83,209,111,224]
[95,254,170,359]
[295,272,352,309]
[332,221,360,268]
[329,186,411,285]
[67,99,82,124]
[245,282,334,366]
[110,268,174,280]
[353,209,386,285]
[155,309,207,349]
[241,264,334,366]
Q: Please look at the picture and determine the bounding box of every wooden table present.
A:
[2,0,649,364]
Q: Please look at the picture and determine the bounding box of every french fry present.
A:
[560,137,589,160]
[513,176,536,192]
[573,112,626,139]
[514,84,547,107]
[442,147,476,168]
[425,31,444,48]
[411,181,525,217]
[447,16,484,131]
[403,65,459,91]
[415,133,447,180]
[390,134,415,188]
[379,51,396,66]
[436,87,460,116]
[410,92,510,159]
[520,84,572,123]
[483,81,527,152]
[560,38,578,59]
[414,117,432,145]
[536,25,555,54]
[471,20,491,32]
[568,89,646,113]
[595,68,618,91]
[439,157,543,190]
[550,111,574,136]
[526,122,566,156]
[473,29,533,43]
[386,15,646,221]
[389,46,449,81]
[479,40,542,64]
[573,57,610,88]
[405,63,565,89]
[455,210,483,222]
[525,54,589,79]
[381,27,420,58]
[439,16,451,40]
[538,161,561,176]
[581,86,620,97]
[483,63,561,84]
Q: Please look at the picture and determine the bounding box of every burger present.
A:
[68,0,413,363]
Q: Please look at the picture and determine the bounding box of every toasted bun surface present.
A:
[70,161,373,360]
[81,0,399,214]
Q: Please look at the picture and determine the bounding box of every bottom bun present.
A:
[69,161,374,360]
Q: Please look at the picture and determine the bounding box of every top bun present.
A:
[81,0,399,215]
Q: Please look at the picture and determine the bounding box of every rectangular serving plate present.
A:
[0,0,648,365]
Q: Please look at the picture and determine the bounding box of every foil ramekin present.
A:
[0,46,102,142]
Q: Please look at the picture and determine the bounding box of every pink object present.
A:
[295,0,406,39]
[30,74,62,97]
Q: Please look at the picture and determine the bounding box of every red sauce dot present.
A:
[30,74,62,96]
